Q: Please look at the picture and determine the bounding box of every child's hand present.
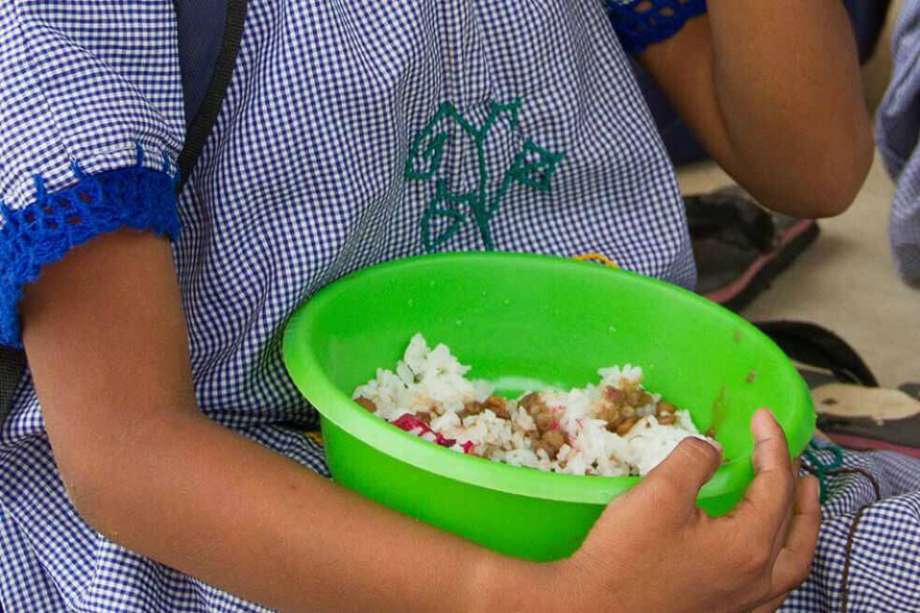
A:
[540,410,819,613]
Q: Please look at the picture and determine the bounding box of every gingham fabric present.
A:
[783,444,920,612]
[0,2,915,612]
[877,0,920,286]
[0,1,691,610]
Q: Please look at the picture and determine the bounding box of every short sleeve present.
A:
[606,0,708,55]
[0,1,185,348]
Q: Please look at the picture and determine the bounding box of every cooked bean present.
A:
[616,416,639,436]
[534,411,555,433]
[355,397,377,412]
[604,386,625,405]
[458,401,484,419]
[520,392,548,413]
[483,395,510,419]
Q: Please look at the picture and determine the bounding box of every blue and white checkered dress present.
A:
[0,2,917,611]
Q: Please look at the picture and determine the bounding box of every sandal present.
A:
[812,383,920,458]
[688,186,820,311]
[757,320,920,456]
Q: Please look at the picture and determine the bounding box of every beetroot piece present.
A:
[393,413,456,448]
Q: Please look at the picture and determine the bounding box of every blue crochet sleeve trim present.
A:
[0,155,180,348]
[607,0,708,55]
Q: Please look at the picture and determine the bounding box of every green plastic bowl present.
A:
[283,252,814,561]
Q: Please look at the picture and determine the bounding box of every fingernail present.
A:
[752,408,775,431]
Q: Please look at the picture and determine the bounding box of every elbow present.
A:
[803,110,875,218]
[754,126,874,219]
[54,421,168,545]
[58,453,127,542]
[807,130,874,219]
[53,411,202,548]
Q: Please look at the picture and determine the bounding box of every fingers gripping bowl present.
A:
[282,253,815,561]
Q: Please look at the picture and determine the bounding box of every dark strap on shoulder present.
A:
[0,347,26,423]
[175,0,248,192]
[755,320,879,387]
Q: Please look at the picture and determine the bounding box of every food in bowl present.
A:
[353,334,719,476]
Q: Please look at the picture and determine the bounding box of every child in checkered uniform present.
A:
[1,1,915,611]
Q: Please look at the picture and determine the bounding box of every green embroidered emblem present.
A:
[406,99,565,251]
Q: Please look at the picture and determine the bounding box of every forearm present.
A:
[21,231,527,612]
[65,410,518,613]
[640,2,872,216]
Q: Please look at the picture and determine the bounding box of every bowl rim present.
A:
[282,252,814,505]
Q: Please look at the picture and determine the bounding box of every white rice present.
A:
[353,334,719,476]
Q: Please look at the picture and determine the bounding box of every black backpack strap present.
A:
[0,347,25,424]
[755,320,879,387]
[174,0,248,192]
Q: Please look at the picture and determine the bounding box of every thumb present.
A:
[640,437,722,507]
